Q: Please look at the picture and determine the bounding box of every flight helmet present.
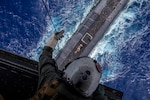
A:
[63,57,102,97]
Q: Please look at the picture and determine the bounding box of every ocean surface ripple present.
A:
[89,0,150,100]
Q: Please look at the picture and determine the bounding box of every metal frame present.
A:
[81,33,93,44]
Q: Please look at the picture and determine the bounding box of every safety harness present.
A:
[30,80,60,100]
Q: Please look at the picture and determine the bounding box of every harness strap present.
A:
[0,95,4,100]
[30,80,60,100]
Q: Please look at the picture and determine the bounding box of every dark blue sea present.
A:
[0,0,150,100]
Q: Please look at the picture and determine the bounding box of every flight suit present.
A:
[31,46,107,100]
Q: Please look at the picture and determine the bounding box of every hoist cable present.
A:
[41,0,57,32]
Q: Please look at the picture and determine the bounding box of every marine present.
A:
[30,30,108,100]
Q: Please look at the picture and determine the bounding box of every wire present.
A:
[41,0,57,32]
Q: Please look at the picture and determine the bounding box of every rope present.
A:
[41,0,57,32]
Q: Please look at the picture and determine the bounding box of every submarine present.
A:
[56,0,129,70]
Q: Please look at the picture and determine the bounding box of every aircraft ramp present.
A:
[0,49,123,100]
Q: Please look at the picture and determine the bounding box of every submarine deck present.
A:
[56,0,129,70]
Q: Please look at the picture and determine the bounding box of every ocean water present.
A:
[89,0,150,99]
[0,0,149,100]
[29,0,99,60]
[0,0,48,57]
